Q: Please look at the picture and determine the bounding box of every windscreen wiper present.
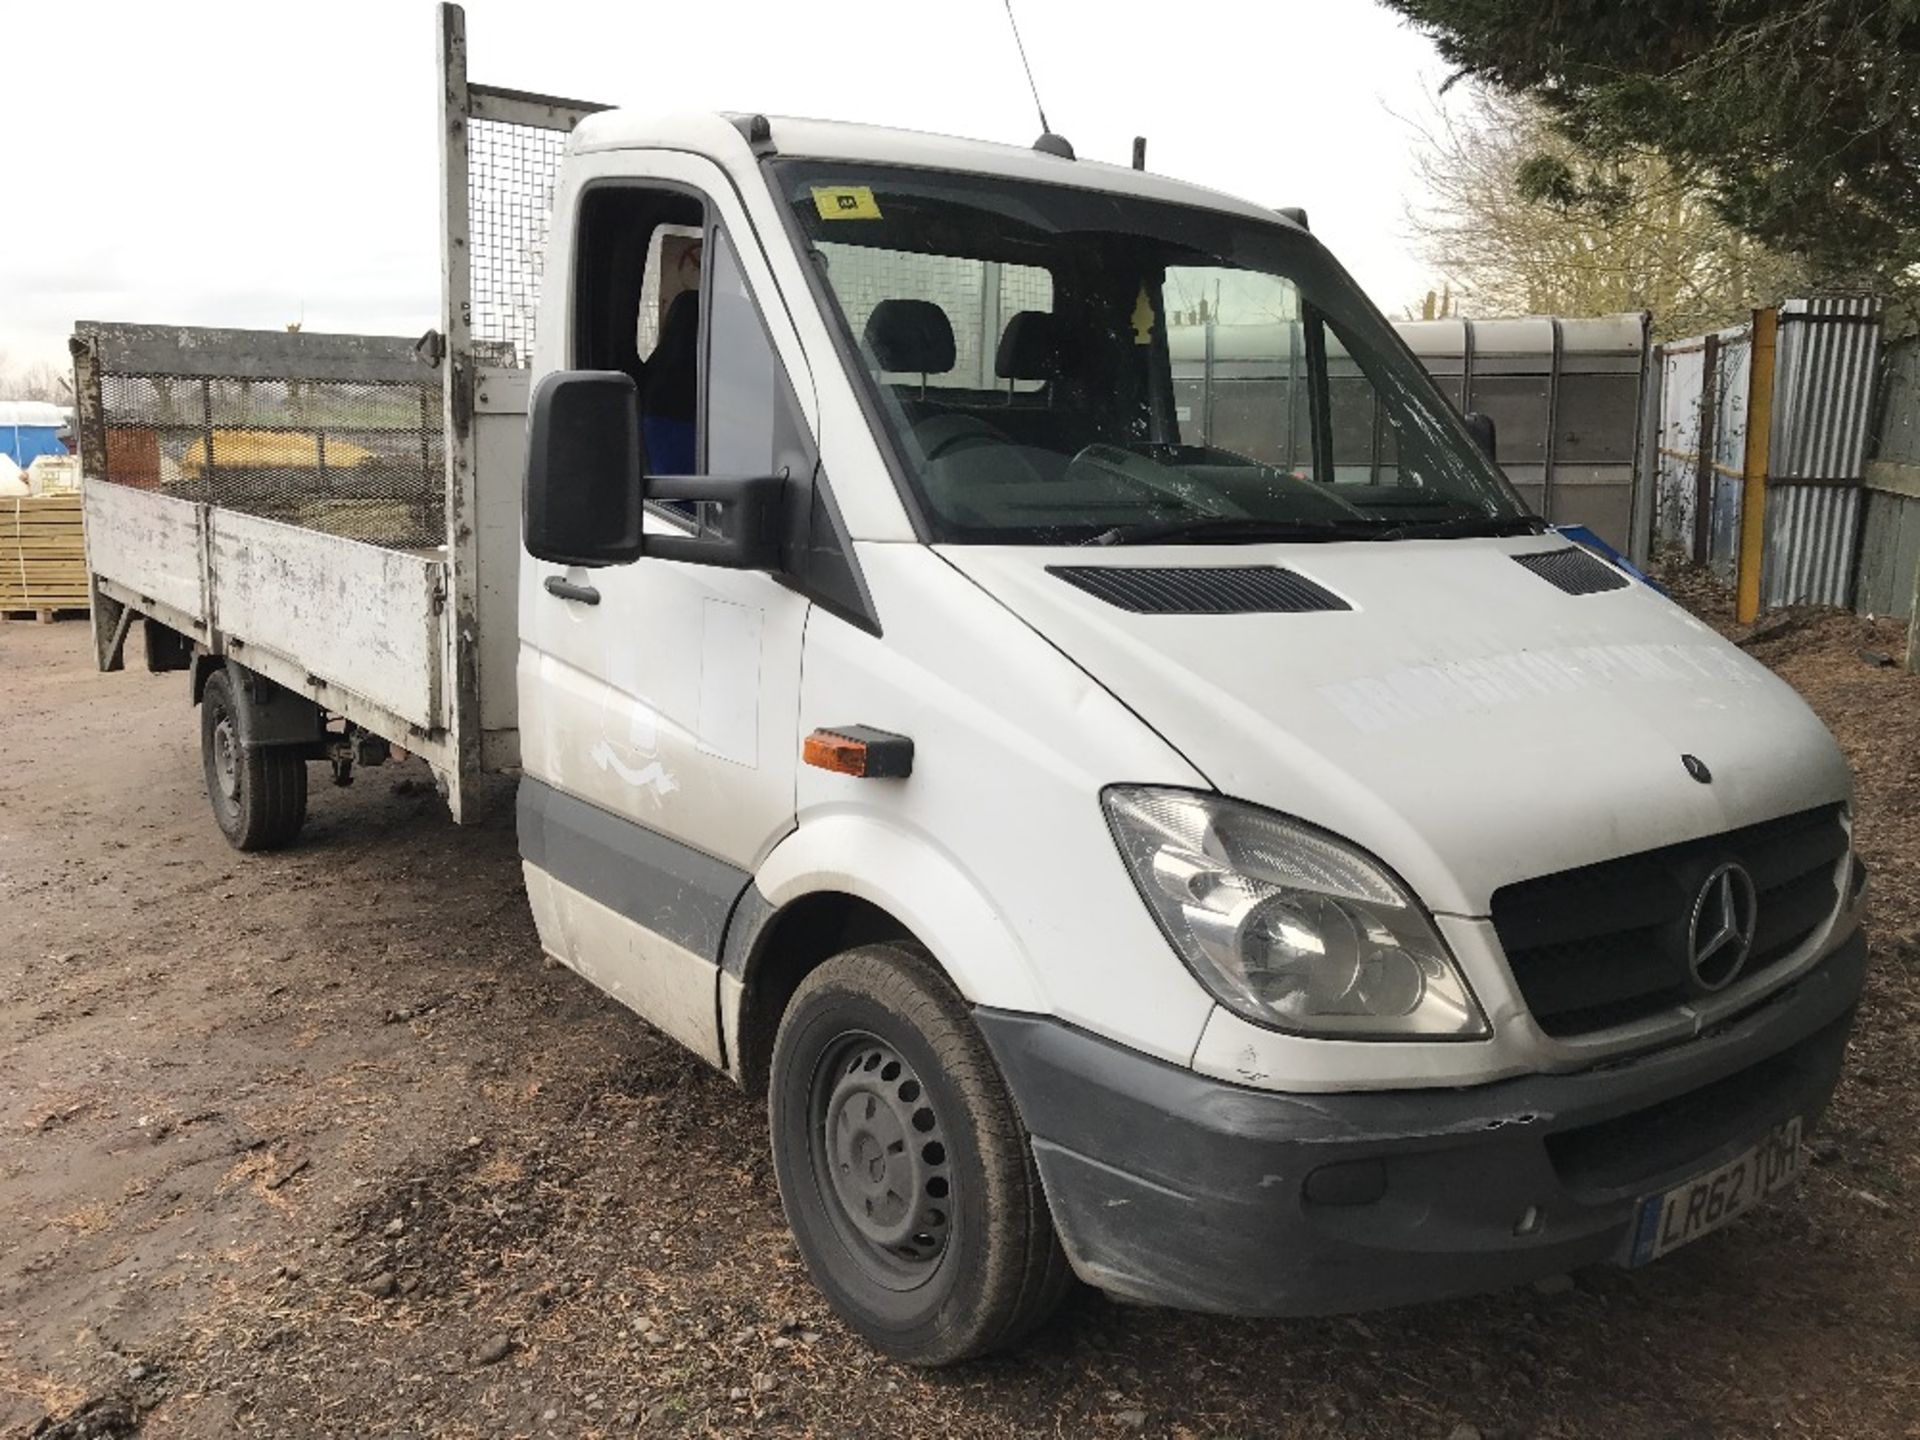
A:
[1368,514,1549,541]
[1083,515,1387,546]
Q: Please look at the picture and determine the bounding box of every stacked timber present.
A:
[1,494,88,615]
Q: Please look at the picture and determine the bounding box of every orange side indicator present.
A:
[801,726,914,779]
[803,730,869,776]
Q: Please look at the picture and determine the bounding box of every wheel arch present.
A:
[726,890,911,1098]
[196,660,325,746]
[196,661,310,852]
[726,815,1050,1097]
[190,652,225,704]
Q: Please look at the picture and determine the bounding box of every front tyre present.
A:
[769,943,1072,1365]
[200,669,308,851]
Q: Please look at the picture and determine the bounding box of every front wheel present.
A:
[768,944,1072,1365]
[200,669,308,851]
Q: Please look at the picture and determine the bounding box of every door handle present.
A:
[543,576,601,605]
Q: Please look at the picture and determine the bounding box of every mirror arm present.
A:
[645,472,787,506]
[1463,409,1498,461]
[643,471,789,569]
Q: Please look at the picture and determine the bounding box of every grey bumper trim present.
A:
[978,928,1867,1317]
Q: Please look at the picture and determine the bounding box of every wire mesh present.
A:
[94,370,446,549]
[815,241,1052,390]
[468,116,570,368]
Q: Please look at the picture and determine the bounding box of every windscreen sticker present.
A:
[812,185,882,221]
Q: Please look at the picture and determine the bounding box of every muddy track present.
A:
[4,591,1918,1439]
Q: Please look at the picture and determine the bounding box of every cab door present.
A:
[518,151,816,1065]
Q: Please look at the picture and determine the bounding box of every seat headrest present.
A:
[642,290,701,420]
[864,298,955,375]
[994,309,1063,381]
[656,289,700,350]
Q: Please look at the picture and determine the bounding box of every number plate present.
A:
[1629,1117,1802,1265]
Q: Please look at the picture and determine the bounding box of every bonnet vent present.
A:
[1046,565,1349,615]
[1511,547,1630,596]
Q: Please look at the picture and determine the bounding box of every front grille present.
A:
[1490,804,1846,1038]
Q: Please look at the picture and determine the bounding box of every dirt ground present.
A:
[3,579,1918,1440]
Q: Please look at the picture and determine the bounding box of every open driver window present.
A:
[573,185,707,483]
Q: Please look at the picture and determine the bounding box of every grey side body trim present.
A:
[517,776,751,962]
[720,883,778,979]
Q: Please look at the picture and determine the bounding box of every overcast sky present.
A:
[5,0,1458,374]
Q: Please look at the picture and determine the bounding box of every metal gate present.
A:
[1652,298,1880,617]
[1390,314,1649,556]
[1166,313,1652,557]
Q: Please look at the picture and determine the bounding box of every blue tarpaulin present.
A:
[0,402,68,468]
[1,424,65,467]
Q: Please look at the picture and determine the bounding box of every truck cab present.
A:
[512,110,1867,1361]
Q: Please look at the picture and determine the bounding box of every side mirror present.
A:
[1463,409,1497,461]
[524,370,644,566]
[524,369,789,572]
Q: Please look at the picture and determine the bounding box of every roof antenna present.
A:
[1004,0,1073,159]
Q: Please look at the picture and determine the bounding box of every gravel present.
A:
[4,578,1918,1438]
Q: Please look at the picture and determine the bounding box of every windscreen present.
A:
[776,161,1534,546]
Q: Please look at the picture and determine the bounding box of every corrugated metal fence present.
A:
[1768,299,1881,606]
[1855,337,1920,623]
[1652,298,1881,610]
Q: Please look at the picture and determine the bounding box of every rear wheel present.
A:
[200,669,308,851]
[769,943,1072,1364]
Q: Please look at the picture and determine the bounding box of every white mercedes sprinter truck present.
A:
[83,100,1869,1364]
[512,112,1866,1362]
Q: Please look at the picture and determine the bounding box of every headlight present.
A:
[1103,787,1486,1038]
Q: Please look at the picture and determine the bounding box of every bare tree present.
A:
[1405,89,1806,338]
[0,354,73,404]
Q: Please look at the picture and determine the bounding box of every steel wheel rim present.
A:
[807,1030,953,1291]
[212,712,242,805]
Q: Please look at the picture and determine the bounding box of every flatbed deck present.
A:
[73,321,528,817]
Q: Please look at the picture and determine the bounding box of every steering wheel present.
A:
[1250,465,1375,520]
[915,414,1011,464]
[1065,443,1213,510]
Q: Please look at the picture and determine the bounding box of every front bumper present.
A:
[977,927,1866,1317]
